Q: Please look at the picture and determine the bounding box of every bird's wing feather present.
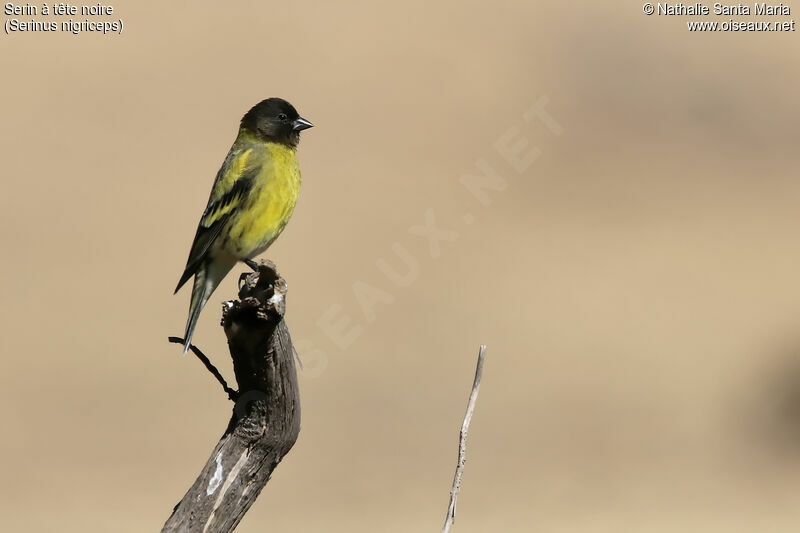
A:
[174,147,262,293]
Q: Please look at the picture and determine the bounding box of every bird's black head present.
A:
[240,97,313,147]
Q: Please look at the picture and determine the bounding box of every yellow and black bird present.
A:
[175,98,313,353]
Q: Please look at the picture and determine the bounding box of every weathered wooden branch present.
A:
[441,345,486,533]
[162,260,301,533]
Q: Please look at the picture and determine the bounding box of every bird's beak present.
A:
[292,117,314,131]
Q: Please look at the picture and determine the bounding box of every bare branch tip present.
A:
[441,344,487,533]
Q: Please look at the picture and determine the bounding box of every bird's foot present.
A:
[243,258,259,271]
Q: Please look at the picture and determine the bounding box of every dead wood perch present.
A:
[162,260,301,533]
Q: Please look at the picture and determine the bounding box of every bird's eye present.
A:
[277,113,288,122]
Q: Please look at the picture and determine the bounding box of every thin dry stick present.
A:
[167,336,238,401]
[442,344,486,533]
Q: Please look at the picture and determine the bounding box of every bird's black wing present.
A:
[174,167,256,293]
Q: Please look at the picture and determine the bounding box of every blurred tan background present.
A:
[2,1,800,531]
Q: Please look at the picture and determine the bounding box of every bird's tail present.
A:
[182,258,235,354]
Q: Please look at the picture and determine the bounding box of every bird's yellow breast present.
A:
[224,142,301,258]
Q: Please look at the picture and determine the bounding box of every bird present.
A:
[174,97,313,353]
